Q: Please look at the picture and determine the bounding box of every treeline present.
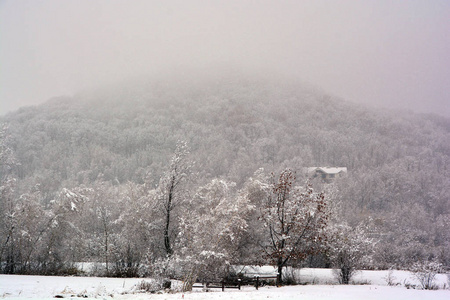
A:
[1,75,449,276]
[0,137,371,287]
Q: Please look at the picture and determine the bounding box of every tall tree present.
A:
[0,124,19,273]
[158,141,192,257]
[175,179,252,291]
[258,169,329,285]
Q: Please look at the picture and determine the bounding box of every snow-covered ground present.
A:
[1,269,449,300]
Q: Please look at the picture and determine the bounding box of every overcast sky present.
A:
[1,0,449,116]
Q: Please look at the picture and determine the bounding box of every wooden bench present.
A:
[192,274,279,291]
[252,275,279,289]
[192,280,242,291]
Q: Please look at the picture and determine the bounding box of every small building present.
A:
[306,167,347,182]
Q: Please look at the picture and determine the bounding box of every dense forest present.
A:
[1,75,449,281]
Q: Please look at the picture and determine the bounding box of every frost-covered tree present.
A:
[38,186,88,274]
[0,177,18,273]
[232,168,270,265]
[158,141,192,257]
[1,185,88,275]
[258,169,330,285]
[14,188,48,273]
[0,124,20,273]
[113,180,161,276]
[328,222,374,284]
[0,182,57,274]
[173,179,252,291]
[77,180,122,276]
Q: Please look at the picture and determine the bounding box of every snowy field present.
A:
[1,269,449,300]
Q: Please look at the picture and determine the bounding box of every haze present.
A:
[1,0,449,116]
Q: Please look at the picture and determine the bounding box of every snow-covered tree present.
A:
[38,186,89,274]
[77,180,122,276]
[173,179,252,291]
[0,177,18,273]
[157,141,192,257]
[114,180,161,276]
[0,124,21,273]
[327,222,374,284]
[1,184,89,275]
[258,169,330,285]
[0,124,17,176]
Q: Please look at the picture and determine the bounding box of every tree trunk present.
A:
[102,216,109,276]
[105,232,109,275]
[341,266,350,284]
[277,259,283,286]
[164,178,174,257]
[164,208,172,256]
[182,268,198,292]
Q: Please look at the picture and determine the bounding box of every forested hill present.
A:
[1,75,450,268]
[3,76,449,195]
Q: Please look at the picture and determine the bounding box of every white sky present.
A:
[1,0,449,116]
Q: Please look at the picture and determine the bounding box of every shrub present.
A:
[383,269,399,286]
[133,278,170,293]
[410,261,442,290]
[333,266,358,285]
[111,245,141,277]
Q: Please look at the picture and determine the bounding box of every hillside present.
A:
[1,75,449,272]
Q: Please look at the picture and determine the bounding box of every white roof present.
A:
[307,167,347,174]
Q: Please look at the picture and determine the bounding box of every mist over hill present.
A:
[1,75,449,273]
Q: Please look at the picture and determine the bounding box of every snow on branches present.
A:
[257,169,330,284]
[170,179,252,290]
[327,221,375,284]
[158,140,193,257]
